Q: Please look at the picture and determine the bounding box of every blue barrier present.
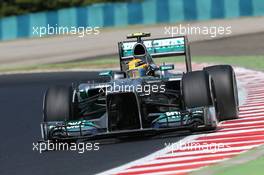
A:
[0,0,263,40]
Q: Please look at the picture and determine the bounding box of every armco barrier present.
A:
[0,0,263,40]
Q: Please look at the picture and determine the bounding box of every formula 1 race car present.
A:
[40,32,239,142]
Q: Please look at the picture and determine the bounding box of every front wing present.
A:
[40,107,217,142]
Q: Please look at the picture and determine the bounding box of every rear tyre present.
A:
[43,85,77,122]
[182,70,213,108]
[204,65,239,121]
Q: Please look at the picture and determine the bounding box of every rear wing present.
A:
[118,35,192,72]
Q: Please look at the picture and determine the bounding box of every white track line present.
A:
[185,139,264,146]
[219,125,264,132]
[119,159,226,173]
[134,168,201,175]
[239,108,264,114]
[240,106,264,110]
[239,112,264,118]
[135,152,241,165]
[199,128,264,137]
[232,115,264,120]
[197,134,264,142]
[220,120,264,126]
[160,145,258,158]
[97,135,200,175]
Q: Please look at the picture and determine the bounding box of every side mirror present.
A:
[99,70,113,77]
[113,71,126,80]
[159,64,174,71]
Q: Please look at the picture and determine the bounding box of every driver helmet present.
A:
[127,58,148,78]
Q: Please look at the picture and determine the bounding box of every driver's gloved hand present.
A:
[146,64,158,76]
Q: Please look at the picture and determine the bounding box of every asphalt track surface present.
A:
[1,33,264,175]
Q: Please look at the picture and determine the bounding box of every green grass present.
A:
[192,56,264,70]
[1,55,264,73]
[191,145,264,175]
[214,156,264,175]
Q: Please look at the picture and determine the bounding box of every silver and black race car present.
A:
[40,32,239,142]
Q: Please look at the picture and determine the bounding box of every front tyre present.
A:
[43,85,77,122]
[182,70,213,108]
[204,65,239,121]
[182,70,217,131]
